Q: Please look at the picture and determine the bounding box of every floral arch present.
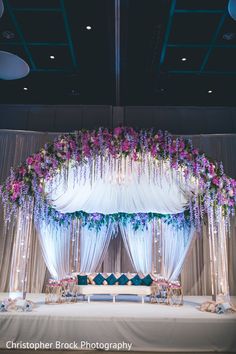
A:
[0,127,235,300]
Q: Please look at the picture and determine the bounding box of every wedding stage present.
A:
[0,293,236,352]
[1,127,236,353]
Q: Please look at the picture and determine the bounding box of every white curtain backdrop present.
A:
[161,223,195,280]
[37,222,71,280]
[80,223,114,273]
[119,222,153,274]
[46,161,193,215]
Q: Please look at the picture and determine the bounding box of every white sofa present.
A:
[77,284,152,304]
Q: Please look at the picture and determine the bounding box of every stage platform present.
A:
[0,294,236,352]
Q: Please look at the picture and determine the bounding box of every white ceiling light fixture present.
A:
[0,51,30,80]
[0,0,4,18]
[86,25,92,30]
[181,57,187,61]
[228,0,236,21]
[23,87,28,91]
[208,90,213,94]
[50,55,55,60]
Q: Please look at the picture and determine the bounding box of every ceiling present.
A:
[0,0,236,106]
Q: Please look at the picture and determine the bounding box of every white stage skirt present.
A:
[0,294,236,352]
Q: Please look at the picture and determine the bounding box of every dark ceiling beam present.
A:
[199,9,228,73]
[30,68,77,72]
[4,0,36,70]
[115,0,121,106]
[12,8,61,12]
[159,0,176,66]
[175,9,224,14]
[168,43,236,49]
[0,41,68,46]
[60,0,77,69]
[169,70,236,76]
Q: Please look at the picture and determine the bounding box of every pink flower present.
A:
[19,166,26,176]
[83,145,91,156]
[179,140,185,150]
[122,140,130,152]
[69,141,76,150]
[34,153,42,163]
[151,146,157,157]
[228,189,234,197]
[114,127,123,136]
[208,163,215,176]
[66,151,71,160]
[133,151,138,161]
[179,151,188,159]
[26,157,34,165]
[212,177,220,186]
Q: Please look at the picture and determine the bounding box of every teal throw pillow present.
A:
[93,273,105,285]
[106,273,117,285]
[131,274,142,286]
[118,274,129,285]
[142,274,153,286]
[77,274,88,285]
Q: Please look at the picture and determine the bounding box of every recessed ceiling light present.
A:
[86,25,92,30]
[181,57,187,61]
[50,55,55,59]
[208,90,213,94]
[23,87,28,91]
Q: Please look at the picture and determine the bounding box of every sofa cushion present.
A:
[117,274,129,285]
[142,274,153,286]
[93,273,105,285]
[131,274,142,286]
[106,273,117,285]
[77,274,88,285]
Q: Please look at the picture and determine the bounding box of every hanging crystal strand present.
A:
[127,155,132,183]
[79,161,83,184]
[147,153,151,184]
[9,201,33,295]
[70,220,75,273]
[217,211,230,301]
[208,208,217,301]
[89,157,92,187]
[151,219,155,274]
[138,153,142,184]
[83,159,87,185]
[158,218,163,275]
[76,218,80,272]
[130,154,133,174]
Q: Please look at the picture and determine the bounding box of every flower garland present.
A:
[1,127,236,230]
[47,208,190,231]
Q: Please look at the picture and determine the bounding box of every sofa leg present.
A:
[113,295,116,304]
[142,296,144,304]
[87,295,90,304]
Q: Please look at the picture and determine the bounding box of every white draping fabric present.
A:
[119,222,153,274]
[161,223,195,280]
[46,160,193,214]
[37,222,71,280]
[37,221,114,278]
[80,223,114,272]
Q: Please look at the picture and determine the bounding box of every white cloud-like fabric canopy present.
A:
[46,160,195,215]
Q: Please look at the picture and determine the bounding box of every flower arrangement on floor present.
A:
[1,127,236,231]
[199,300,236,315]
[0,298,35,312]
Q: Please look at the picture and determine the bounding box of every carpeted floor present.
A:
[0,294,236,352]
